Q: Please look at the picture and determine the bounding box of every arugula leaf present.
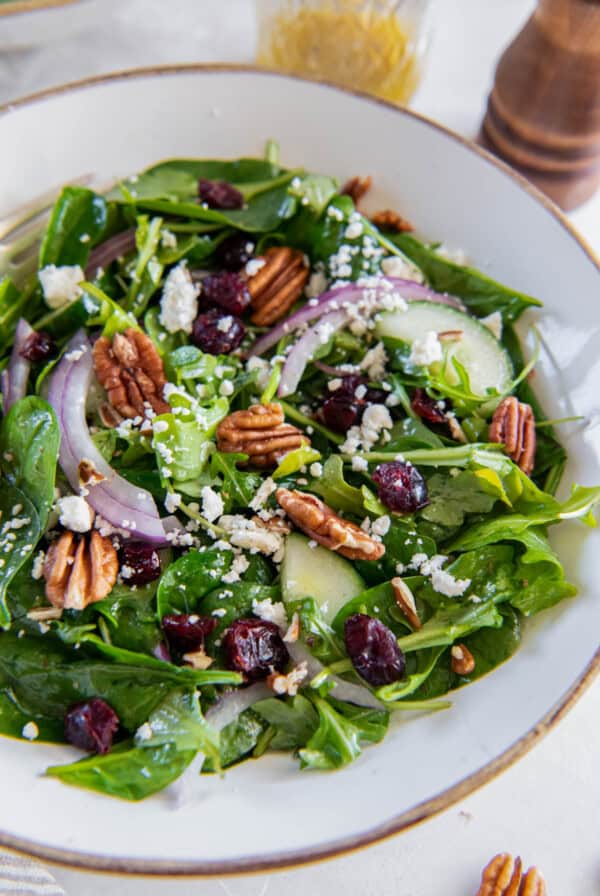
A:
[419,471,496,532]
[385,417,444,452]
[0,486,41,628]
[134,689,220,770]
[156,549,233,618]
[39,186,109,268]
[209,452,261,513]
[125,215,164,314]
[298,695,388,770]
[397,599,503,653]
[309,455,364,514]
[152,396,228,486]
[286,597,346,663]
[254,694,319,750]
[46,741,195,801]
[390,233,541,321]
[273,445,321,479]
[510,560,576,616]
[376,647,446,703]
[199,583,280,643]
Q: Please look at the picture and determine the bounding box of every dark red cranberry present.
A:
[216,233,255,270]
[192,308,246,355]
[344,613,405,686]
[201,271,251,316]
[119,542,161,586]
[321,375,387,434]
[222,618,289,682]
[198,179,244,210]
[372,461,429,513]
[162,613,217,652]
[411,387,448,424]
[19,331,55,362]
[64,698,119,754]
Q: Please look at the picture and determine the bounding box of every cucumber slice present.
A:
[375,301,513,396]
[281,533,365,623]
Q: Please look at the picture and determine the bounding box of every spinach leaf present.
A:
[46,741,194,801]
[308,455,364,515]
[93,583,164,656]
[510,560,576,616]
[0,687,63,742]
[385,417,444,452]
[418,545,516,610]
[397,599,503,653]
[134,689,220,770]
[152,396,228,487]
[419,471,496,533]
[0,396,60,523]
[156,549,233,618]
[0,486,41,627]
[331,576,424,637]
[298,695,388,770]
[376,647,446,703]
[39,187,109,268]
[203,708,267,771]
[354,518,436,585]
[390,233,541,321]
[199,583,280,643]
[254,694,319,750]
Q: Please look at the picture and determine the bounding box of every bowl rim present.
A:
[0,63,599,878]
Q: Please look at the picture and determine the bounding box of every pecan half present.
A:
[340,175,372,205]
[43,530,118,610]
[489,397,536,475]
[450,643,475,675]
[92,328,170,420]
[246,246,309,326]
[371,209,414,233]
[391,577,421,629]
[476,854,546,896]
[216,402,308,469]
[276,488,385,561]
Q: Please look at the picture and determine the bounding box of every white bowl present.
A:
[0,67,598,876]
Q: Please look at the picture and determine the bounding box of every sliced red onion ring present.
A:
[278,310,349,398]
[314,361,356,377]
[1,318,34,412]
[84,228,136,279]
[47,331,167,544]
[248,277,465,359]
[286,640,384,710]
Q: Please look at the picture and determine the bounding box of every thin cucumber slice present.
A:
[375,301,513,396]
[280,533,365,623]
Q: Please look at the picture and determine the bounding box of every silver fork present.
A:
[0,174,98,284]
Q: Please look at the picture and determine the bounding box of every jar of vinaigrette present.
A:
[256,0,433,106]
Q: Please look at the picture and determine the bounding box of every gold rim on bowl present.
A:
[0,64,598,878]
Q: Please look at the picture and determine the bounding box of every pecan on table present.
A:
[92,328,170,420]
[43,530,118,610]
[245,246,309,326]
[489,396,536,476]
[275,487,385,561]
[476,853,546,896]
[216,402,308,469]
[370,208,414,233]
[340,175,372,205]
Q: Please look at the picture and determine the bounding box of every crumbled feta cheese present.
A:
[252,597,288,629]
[381,255,424,282]
[159,262,199,334]
[245,258,266,277]
[430,568,471,597]
[341,403,392,454]
[345,220,363,240]
[21,721,39,741]
[161,229,177,249]
[39,264,84,309]
[64,344,87,362]
[409,331,443,367]
[481,310,503,341]
[219,380,234,397]
[217,315,234,333]
[201,486,224,523]
[219,515,284,560]
[351,456,369,472]
[309,462,323,478]
[360,342,388,380]
[222,553,250,584]
[246,356,272,392]
[56,495,94,533]
[31,550,45,580]
[164,491,182,514]
[79,233,90,243]
[152,419,169,434]
[328,378,343,392]
[211,608,227,618]
[283,612,300,643]
[371,515,391,537]
[435,244,469,265]
[268,661,308,697]
[305,269,328,299]
[249,478,277,512]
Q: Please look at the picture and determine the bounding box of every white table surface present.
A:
[0,2,598,894]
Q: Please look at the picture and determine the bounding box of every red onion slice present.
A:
[278,310,349,398]
[47,332,167,544]
[248,277,465,359]
[84,228,136,279]
[1,318,34,412]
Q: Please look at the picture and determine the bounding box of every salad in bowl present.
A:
[0,143,597,801]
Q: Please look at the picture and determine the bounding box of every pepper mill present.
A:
[481,0,600,211]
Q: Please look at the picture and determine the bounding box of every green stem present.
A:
[261,363,282,404]
[310,658,353,688]
[536,416,583,429]
[280,401,344,445]
[386,699,452,713]
[342,443,502,467]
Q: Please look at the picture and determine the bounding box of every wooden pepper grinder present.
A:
[481,0,600,211]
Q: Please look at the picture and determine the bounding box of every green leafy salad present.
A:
[0,143,597,802]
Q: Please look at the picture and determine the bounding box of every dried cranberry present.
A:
[411,388,448,424]
[201,271,251,316]
[64,698,119,754]
[19,331,55,362]
[162,613,217,652]
[222,618,289,681]
[372,461,429,513]
[344,613,405,686]
[216,233,255,270]
[198,179,244,210]
[321,375,386,434]
[192,307,246,355]
[119,542,161,586]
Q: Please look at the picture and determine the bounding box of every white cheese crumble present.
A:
[164,491,181,513]
[56,495,94,533]
[39,264,85,309]
[159,262,199,334]
[412,553,471,597]
[31,550,45,580]
[22,721,39,741]
[268,662,308,697]
[328,378,343,392]
[136,722,154,741]
[246,356,272,392]
[371,515,391,537]
[201,486,224,523]
[245,258,266,277]
[218,515,284,561]
[161,229,177,249]
[409,331,443,367]
[351,456,369,472]
[252,597,288,629]
[360,342,388,380]
[309,462,323,478]
[341,403,393,453]
[249,477,277,512]
[381,254,424,282]
[222,554,250,584]
[219,379,234,397]
[305,268,328,299]
[481,310,503,340]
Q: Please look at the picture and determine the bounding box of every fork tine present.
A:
[0,173,93,242]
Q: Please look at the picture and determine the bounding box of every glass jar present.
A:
[256,0,433,106]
